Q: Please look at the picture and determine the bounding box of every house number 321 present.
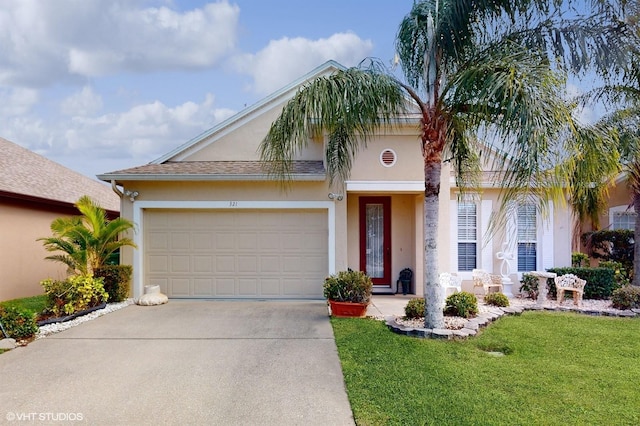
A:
[229,201,238,207]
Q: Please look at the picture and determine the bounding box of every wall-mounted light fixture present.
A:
[124,190,139,202]
[328,192,343,201]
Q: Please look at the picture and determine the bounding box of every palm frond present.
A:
[260,65,408,185]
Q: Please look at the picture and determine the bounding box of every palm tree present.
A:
[576,57,640,283]
[40,195,136,276]
[260,1,632,328]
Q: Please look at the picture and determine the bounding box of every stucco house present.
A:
[98,60,572,301]
[0,137,119,301]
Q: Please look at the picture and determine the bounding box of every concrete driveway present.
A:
[0,301,354,425]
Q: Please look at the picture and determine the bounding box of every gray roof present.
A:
[98,161,326,182]
[0,137,120,212]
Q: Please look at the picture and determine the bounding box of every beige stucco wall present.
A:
[0,203,69,301]
[180,100,324,162]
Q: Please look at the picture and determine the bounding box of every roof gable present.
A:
[0,137,119,212]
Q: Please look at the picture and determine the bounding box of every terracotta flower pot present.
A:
[328,300,369,318]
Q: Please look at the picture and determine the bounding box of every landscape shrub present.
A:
[547,267,616,300]
[484,292,509,307]
[611,286,640,310]
[519,273,539,299]
[571,252,589,267]
[41,275,109,317]
[94,265,132,302]
[599,261,631,287]
[444,292,478,318]
[404,298,425,319]
[0,306,38,339]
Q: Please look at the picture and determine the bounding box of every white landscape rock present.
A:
[0,338,17,350]
[136,285,168,306]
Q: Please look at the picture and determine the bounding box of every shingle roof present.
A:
[0,137,120,212]
[98,161,326,182]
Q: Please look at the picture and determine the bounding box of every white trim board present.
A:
[346,181,425,192]
[131,200,336,299]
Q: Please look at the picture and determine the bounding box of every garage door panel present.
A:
[215,278,235,295]
[193,256,213,273]
[237,256,258,273]
[193,278,213,296]
[215,255,235,272]
[215,232,236,250]
[260,278,280,295]
[145,209,327,299]
[238,278,258,295]
[260,256,281,273]
[148,233,169,250]
[192,233,214,250]
[170,256,190,273]
[171,233,190,250]
[170,278,190,296]
[148,255,169,273]
[237,233,258,249]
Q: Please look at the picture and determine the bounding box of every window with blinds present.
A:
[612,211,636,230]
[517,204,537,271]
[457,202,477,271]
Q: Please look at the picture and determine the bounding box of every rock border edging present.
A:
[385,305,640,340]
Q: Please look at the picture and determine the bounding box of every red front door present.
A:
[359,197,391,286]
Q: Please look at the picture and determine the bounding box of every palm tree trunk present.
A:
[424,158,445,329]
[633,191,640,286]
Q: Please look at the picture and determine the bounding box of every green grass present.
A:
[0,294,47,315]
[332,312,640,426]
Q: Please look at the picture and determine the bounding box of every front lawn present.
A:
[332,312,640,426]
[0,294,47,314]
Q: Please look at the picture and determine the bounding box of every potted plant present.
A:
[323,269,373,318]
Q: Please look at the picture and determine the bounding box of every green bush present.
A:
[484,292,510,307]
[547,267,616,300]
[444,292,478,318]
[323,270,373,303]
[94,265,132,302]
[611,286,640,310]
[41,274,109,317]
[404,298,425,319]
[599,261,631,287]
[0,306,38,339]
[572,252,589,267]
[519,273,539,299]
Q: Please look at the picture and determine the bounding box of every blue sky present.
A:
[0,0,599,180]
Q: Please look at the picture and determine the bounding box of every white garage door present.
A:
[144,209,328,299]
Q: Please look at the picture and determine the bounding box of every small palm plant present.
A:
[39,195,136,276]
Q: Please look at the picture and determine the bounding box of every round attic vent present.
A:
[380,149,397,167]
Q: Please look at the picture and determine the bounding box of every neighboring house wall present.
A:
[0,199,71,301]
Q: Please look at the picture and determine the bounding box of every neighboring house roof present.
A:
[98,160,326,181]
[0,137,120,212]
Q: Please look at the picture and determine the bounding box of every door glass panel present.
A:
[365,204,384,278]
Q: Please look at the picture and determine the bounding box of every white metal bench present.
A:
[472,269,503,295]
[554,274,587,307]
[440,272,462,300]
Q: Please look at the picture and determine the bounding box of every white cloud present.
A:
[62,94,236,165]
[0,0,240,86]
[0,87,39,116]
[232,32,374,94]
[60,86,103,116]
